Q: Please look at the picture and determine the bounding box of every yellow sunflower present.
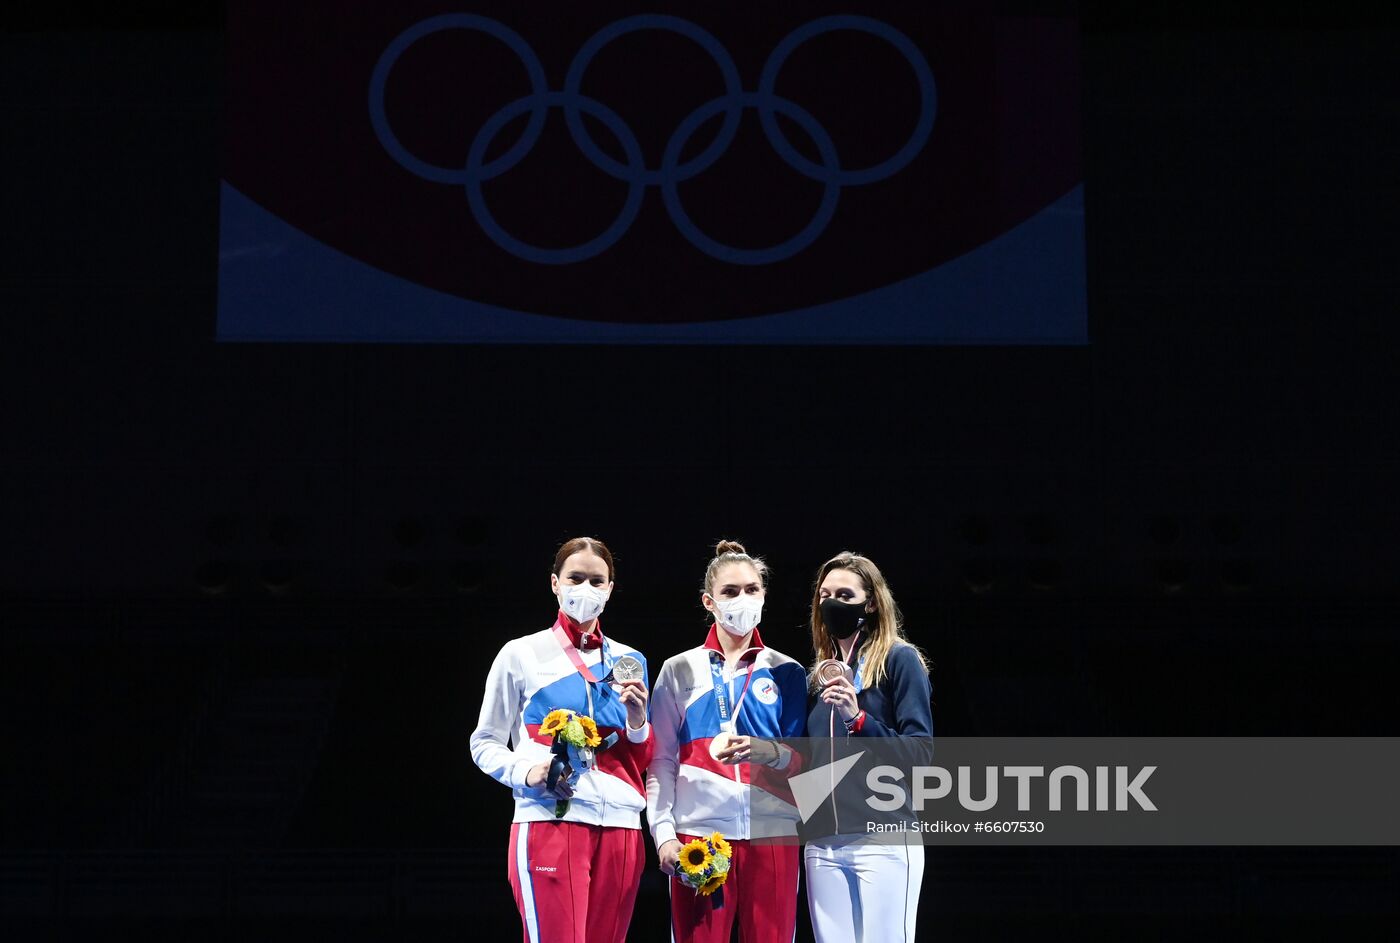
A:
[539,709,570,738]
[708,833,732,859]
[677,839,713,877]
[577,714,603,747]
[698,871,728,897]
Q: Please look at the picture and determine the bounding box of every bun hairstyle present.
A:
[702,539,768,595]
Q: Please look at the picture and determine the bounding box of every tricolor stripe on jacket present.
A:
[646,626,807,845]
[470,622,652,828]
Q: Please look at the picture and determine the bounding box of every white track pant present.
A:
[804,839,924,943]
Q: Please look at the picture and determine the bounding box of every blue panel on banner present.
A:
[217,183,1086,345]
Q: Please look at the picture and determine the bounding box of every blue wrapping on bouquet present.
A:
[546,729,620,817]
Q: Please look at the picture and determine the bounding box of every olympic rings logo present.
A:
[369,14,936,266]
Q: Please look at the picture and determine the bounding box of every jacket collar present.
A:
[555,610,603,651]
[702,623,765,659]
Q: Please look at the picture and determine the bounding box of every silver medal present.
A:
[611,654,644,683]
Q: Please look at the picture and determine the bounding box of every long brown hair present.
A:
[809,551,927,690]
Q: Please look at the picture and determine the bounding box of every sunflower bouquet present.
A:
[676,833,733,908]
[540,708,602,749]
[538,708,610,818]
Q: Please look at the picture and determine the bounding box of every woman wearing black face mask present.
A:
[804,551,932,943]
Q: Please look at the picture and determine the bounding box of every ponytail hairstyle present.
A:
[702,539,768,596]
[809,551,927,691]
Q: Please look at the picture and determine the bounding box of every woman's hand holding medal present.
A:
[710,732,783,767]
[817,660,860,723]
[710,731,749,765]
[616,678,649,729]
[611,654,649,729]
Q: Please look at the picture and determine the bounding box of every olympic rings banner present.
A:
[217,2,1086,344]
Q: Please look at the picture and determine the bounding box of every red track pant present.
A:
[669,834,800,943]
[507,820,645,943]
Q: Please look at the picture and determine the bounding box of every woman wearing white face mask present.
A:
[470,537,653,943]
[646,540,808,942]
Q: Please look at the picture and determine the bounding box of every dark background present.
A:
[2,2,1398,940]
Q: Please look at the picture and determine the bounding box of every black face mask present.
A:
[821,597,867,641]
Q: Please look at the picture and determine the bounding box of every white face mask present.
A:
[559,581,609,625]
[713,593,763,637]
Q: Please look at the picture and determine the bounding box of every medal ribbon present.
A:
[551,616,613,718]
[830,631,866,832]
[710,649,758,731]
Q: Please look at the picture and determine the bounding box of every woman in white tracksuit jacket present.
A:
[646,540,809,942]
[469,536,653,943]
